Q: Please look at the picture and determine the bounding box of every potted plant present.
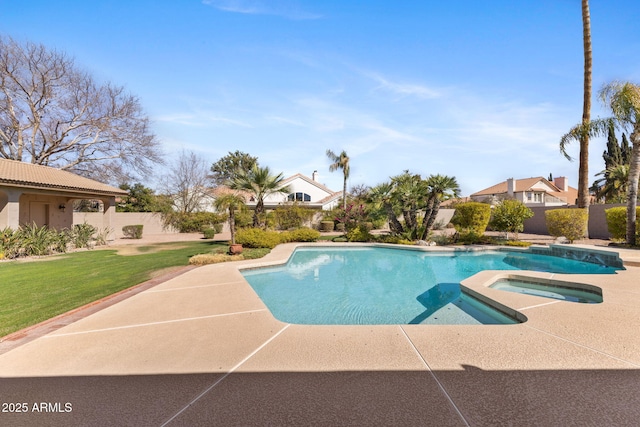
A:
[214,192,246,255]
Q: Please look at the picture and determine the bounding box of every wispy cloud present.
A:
[156,112,253,128]
[202,0,322,20]
[367,73,442,100]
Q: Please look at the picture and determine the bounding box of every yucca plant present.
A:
[0,227,20,259]
[17,223,55,256]
[70,223,97,249]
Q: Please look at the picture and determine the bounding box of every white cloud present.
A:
[367,73,442,100]
[202,0,322,20]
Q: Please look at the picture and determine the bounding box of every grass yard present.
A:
[0,241,267,337]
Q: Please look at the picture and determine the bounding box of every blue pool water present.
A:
[241,247,618,325]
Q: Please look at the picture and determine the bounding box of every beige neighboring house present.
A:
[470,176,578,207]
[0,159,127,239]
[209,171,343,212]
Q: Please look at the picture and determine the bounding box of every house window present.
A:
[534,193,542,203]
[288,192,311,202]
[526,192,533,202]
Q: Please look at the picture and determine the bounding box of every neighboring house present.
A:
[0,159,128,239]
[470,176,578,207]
[209,171,343,212]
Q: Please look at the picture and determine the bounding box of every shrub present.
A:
[164,212,226,233]
[320,220,335,232]
[72,223,98,248]
[273,203,315,230]
[122,224,144,239]
[0,227,20,259]
[346,225,373,242]
[451,202,492,235]
[235,228,282,248]
[189,253,243,265]
[605,206,640,242]
[18,223,56,256]
[285,227,320,242]
[202,228,216,239]
[489,199,534,240]
[545,208,588,243]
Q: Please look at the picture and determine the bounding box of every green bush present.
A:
[202,227,217,239]
[489,199,534,239]
[235,228,282,248]
[280,228,319,243]
[273,204,315,230]
[122,224,144,239]
[451,202,492,235]
[213,223,224,234]
[346,225,373,242]
[18,223,56,256]
[605,206,640,242]
[71,223,98,248]
[164,212,226,233]
[545,208,588,243]
[319,220,335,232]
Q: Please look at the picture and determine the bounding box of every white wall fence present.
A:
[74,212,176,238]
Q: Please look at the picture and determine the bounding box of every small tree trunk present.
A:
[229,208,236,245]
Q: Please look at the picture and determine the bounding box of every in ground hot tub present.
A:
[489,275,603,304]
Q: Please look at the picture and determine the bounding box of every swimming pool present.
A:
[241,246,620,325]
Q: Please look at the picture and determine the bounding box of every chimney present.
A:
[312,170,318,181]
[554,176,568,192]
[507,178,516,196]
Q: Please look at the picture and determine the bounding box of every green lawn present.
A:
[0,240,253,337]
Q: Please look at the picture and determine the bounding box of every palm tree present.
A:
[214,192,246,245]
[230,165,289,228]
[326,149,350,212]
[368,182,404,235]
[420,174,460,240]
[560,0,592,209]
[390,171,425,238]
[593,163,629,203]
[562,81,640,245]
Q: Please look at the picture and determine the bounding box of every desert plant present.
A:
[72,223,98,248]
[17,223,55,256]
[545,208,588,243]
[451,202,492,235]
[0,227,20,259]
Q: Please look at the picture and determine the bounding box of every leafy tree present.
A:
[210,150,258,186]
[0,36,162,182]
[117,183,162,212]
[214,192,246,245]
[603,122,623,170]
[367,182,404,235]
[230,165,289,228]
[326,149,350,212]
[390,171,424,238]
[489,199,534,240]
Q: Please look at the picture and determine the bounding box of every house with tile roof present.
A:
[208,171,343,213]
[0,159,127,238]
[470,176,578,207]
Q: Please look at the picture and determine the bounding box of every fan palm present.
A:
[420,174,460,240]
[230,165,289,228]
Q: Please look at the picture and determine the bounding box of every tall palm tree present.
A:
[593,163,629,203]
[326,149,350,212]
[420,174,460,240]
[562,81,640,245]
[390,171,425,238]
[560,0,592,209]
[230,165,289,228]
[214,192,246,244]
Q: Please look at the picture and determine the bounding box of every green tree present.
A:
[367,182,404,235]
[210,150,258,186]
[594,163,629,203]
[230,165,289,228]
[214,192,246,245]
[326,149,350,212]
[489,199,534,240]
[117,183,161,212]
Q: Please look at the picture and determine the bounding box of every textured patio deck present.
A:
[1,242,639,426]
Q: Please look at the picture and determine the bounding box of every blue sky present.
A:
[2,1,639,195]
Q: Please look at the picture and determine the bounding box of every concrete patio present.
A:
[1,241,639,426]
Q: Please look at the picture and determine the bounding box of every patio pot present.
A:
[229,243,243,255]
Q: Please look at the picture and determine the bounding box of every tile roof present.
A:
[0,159,127,196]
[471,177,558,196]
